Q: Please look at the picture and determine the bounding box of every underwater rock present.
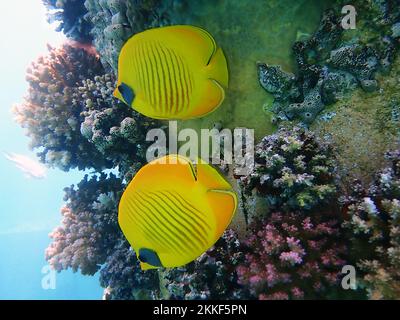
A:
[328,44,379,90]
[390,101,400,127]
[257,9,343,124]
[238,126,337,218]
[162,230,248,300]
[285,81,324,123]
[377,36,397,74]
[258,2,400,124]
[257,63,298,102]
[353,0,400,27]
[320,70,358,104]
[313,54,400,188]
[291,8,342,85]
[43,0,92,42]
[308,8,343,59]
[392,22,400,38]
[340,149,400,299]
[46,173,124,275]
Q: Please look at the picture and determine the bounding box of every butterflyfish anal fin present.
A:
[140,261,158,270]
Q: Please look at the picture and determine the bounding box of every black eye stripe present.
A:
[138,248,163,267]
[117,82,135,106]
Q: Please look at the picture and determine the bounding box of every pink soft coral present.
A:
[237,212,347,299]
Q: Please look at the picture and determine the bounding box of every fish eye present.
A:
[117,82,135,106]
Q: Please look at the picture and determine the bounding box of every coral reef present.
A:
[237,212,347,299]
[13,43,158,174]
[346,0,400,30]
[162,230,248,300]
[258,9,344,124]
[45,173,123,275]
[46,172,160,297]
[77,73,158,180]
[12,44,109,171]
[259,2,400,124]
[340,150,400,299]
[84,0,172,70]
[100,239,160,300]
[238,126,337,221]
[328,44,379,91]
[14,0,399,301]
[43,0,92,42]
[234,126,352,299]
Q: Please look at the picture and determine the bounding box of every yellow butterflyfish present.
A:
[118,155,237,270]
[113,25,229,120]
